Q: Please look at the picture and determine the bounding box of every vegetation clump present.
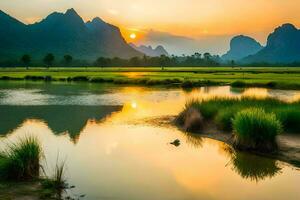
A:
[0,136,43,180]
[181,97,300,134]
[232,108,282,152]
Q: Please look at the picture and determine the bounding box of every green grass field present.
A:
[1,67,300,89]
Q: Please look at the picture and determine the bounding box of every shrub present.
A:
[181,80,194,88]
[0,136,43,180]
[231,81,246,88]
[232,108,282,152]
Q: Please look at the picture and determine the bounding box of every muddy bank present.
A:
[0,180,50,200]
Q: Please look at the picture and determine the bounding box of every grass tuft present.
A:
[232,108,282,152]
[0,136,43,180]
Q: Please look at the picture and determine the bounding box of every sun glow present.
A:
[130,33,137,39]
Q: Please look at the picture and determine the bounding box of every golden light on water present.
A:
[131,101,138,109]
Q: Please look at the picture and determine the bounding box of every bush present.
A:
[0,136,43,180]
[231,81,246,88]
[232,108,282,152]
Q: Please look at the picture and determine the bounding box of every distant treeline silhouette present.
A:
[1,53,300,67]
[1,52,221,67]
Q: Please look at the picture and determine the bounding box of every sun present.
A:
[130,33,136,39]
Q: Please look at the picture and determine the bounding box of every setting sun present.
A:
[130,33,136,39]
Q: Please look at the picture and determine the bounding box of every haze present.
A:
[1,0,300,55]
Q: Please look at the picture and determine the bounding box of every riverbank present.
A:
[1,67,300,89]
[175,97,300,167]
[0,179,60,200]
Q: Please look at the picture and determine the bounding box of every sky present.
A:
[1,0,300,55]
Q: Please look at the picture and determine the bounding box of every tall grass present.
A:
[41,160,68,199]
[232,108,282,151]
[0,136,43,180]
[182,97,300,133]
[42,160,67,190]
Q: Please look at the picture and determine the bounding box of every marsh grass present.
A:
[0,136,43,180]
[182,97,300,133]
[232,108,282,151]
[42,160,67,190]
[41,158,68,200]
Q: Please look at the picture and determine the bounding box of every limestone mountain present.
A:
[222,35,263,61]
[0,8,142,62]
[130,43,169,57]
[243,23,300,63]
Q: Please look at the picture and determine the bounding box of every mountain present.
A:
[243,23,300,63]
[129,43,169,57]
[0,8,142,62]
[222,35,263,61]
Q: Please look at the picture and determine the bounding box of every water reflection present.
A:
[179,132,282,182]
[0,105,122,142]
[230,151,282,182]
[0,83,300,200]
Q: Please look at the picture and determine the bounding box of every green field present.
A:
[1,67,300,89]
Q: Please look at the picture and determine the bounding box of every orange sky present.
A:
[1,0,300,53]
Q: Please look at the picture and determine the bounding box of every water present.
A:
[0,81,300,200]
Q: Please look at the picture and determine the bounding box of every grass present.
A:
[1,67,300,89]
[179,97,300,152]
[0,136,71,199]
[232,108,282,151]
[183,97,300,134]
[41,160,68,199]
[0,136,43,180]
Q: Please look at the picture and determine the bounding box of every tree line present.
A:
[15,52,221,68]
[6,52,299,68]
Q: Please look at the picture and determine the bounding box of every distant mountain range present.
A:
[0,8,142,62]
[223,23,300,64]
[129,43,169,57]
[1,8,300,65]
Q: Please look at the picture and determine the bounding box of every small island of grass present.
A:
[176,97,300,165]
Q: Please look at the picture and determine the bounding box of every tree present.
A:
[64,55,73,66]
[43,53,55,68]
[21,54,31,70]
[129,57,140,66]
[96,57,111,68]
[203,52,212,61]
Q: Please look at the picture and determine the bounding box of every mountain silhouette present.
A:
[0,8,142,62]
[129,43,169,57]
[243,23,300,63]
[222,35,263,61]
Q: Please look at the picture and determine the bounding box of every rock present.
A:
[170,139,180,146]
